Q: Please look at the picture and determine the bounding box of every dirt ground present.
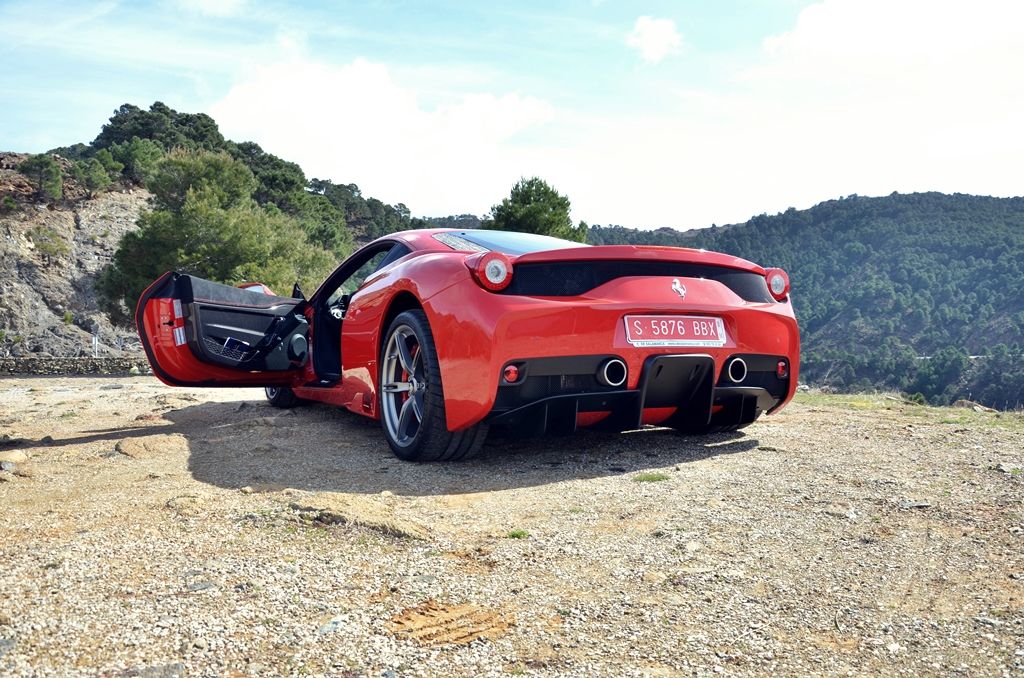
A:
[0,376,1021,677]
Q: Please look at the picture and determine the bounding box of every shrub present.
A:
[29,226,69,264]
[18,154,63,202]
[93,148,124,179]
[71,158,112,196]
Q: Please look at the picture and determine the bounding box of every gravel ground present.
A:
[0,377,1022,677]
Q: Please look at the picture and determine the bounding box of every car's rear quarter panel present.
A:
[295,252,477,415]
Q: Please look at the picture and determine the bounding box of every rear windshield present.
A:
[434,230,588,256]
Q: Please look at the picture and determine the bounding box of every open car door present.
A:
[136,272,310,387]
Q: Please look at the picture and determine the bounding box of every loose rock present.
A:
[0,449,27,463]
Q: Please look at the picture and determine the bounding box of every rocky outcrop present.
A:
[0,179,150,360]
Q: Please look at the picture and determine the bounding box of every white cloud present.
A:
[175,0,246,17]
[626,16,682,64]
[210,58,553,216]
[210,0,1024,229]
[573,0,1024,228]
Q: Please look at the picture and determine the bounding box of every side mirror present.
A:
[292,282,306,300]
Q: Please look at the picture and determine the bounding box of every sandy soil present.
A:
[0,377,1021,677]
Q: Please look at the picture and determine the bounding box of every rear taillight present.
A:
[467,252,514,291]
[765,268,790,301]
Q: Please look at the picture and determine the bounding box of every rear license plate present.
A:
[624,315,726,347]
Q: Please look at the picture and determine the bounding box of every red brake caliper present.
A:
[400,342,420,408]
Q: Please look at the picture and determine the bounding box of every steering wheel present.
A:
[328,293,350,320]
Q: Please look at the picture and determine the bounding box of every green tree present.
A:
[145,148,256,212]
[306,178,417,242]
[18,154,63,202]
[291,192,353,258]
[228,143,355,255]
[228,141,307,210]
[93,102,225,151]
[93,148,124,179]
[489,177,587,242]
[71,158,112,197]
[96,150,334,325]
[109,137,164,184]
[47,143,89,161]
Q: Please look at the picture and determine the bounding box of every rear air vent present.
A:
[499,261,774,302]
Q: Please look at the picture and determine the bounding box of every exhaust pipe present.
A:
[726,357,747,384]
[598,358,628,387]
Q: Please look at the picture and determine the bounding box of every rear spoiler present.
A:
[512,245,765,275]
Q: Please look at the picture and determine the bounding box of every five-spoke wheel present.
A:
[380,324,427,448]
[379,310,487,461]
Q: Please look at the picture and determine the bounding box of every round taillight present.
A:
[765,268,790,301]
[502,364,520,383]
[469,252,514,291]
[484,258,508,286]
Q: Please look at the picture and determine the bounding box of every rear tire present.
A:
[264,386,301,408]
[379,310,488,461]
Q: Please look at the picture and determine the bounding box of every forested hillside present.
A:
[590,194,1024,408]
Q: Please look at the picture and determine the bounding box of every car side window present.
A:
[326,244,410,305]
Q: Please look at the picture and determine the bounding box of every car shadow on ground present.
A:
[22,397,761,497]
[181,399,760,496]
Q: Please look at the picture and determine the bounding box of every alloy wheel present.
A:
[381,325,426,447]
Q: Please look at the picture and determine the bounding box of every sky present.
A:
[1,0,1022,230]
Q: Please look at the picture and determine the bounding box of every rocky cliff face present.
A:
[0,155,149,358]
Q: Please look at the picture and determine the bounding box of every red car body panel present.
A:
[136,229,800,436]
[136,274,299,388]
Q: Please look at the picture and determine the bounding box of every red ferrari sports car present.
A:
[136,229,799,461]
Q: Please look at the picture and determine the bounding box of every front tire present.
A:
[379,310,487,461]
[264,386,301,408]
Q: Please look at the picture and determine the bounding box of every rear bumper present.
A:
[486,353,789,435]
[423,279,800,432]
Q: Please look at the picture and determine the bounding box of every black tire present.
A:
[264,386,301,408]
[379,310,488,461]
